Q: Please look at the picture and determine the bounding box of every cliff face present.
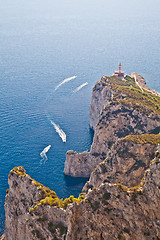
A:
[64,74,160,178]
[64,150,90,177]
[83,134,160,192]
[68,152,160,240]
[3,147,160,240]
[4,167,70,240]
[89,79,113,130]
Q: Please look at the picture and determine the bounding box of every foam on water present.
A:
[40,145,51,163]
[55,76,77,90]
[73,82,88,93]
[50,120,66,142]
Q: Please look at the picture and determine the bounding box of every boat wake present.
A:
[55,76,77,90]
[40,145,51,163]
[51,120,66,142]
[73,82,88,93]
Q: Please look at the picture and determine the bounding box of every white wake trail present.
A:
[40,145,51,162]
[55,76,77,90]
[73,82,88,93]
[51,121,66,142]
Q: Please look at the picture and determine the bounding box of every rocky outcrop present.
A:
[64,103,160,177]
[64,74,160,178]
[64,150,90,177]
[129,72,147,89]
[89,78,113,130]
[83,134,160,192]
[67,152,160,240]
[4,167,71,240]
[129,72,160,96]
[3,146,160,240]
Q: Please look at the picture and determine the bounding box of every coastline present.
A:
[1,72,160,239]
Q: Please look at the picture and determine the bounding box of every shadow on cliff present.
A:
[150,126,160,134]
[63,175,89,187]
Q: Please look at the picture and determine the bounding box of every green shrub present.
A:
[101,75,160,115]
[122,133,160,145]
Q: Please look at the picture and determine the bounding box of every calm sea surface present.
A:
[0,0,160,234]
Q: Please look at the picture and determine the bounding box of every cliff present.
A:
[2,146,160,240]
[4,167,69,240]
[64,74,160,177]
[4,166,85,240]
[67,151,160,240]
[83,133,160,192]
[1,73,160,239]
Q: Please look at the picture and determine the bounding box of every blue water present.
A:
[0,0,160,234]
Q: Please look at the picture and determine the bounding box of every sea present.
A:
[0,0,160,235]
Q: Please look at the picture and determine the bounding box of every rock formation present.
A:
[64,74,160,177]
[67,152,160,240]
[130,72,160,96]
[83,134,160,192]
[4,166,74,240]
[2,145,160,240]
[1,73,160,240]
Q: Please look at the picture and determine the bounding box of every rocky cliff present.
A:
[2,145,160,240]
[83,134,160,192]
[4,167,70,240]
[64,74,160,177]
[1,73,160,240]
[67,150,160,240]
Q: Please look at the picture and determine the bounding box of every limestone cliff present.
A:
[89,78,113,130]
[67,151,160,240]
[2,145,160,240]
[1,73,160,240]
[65,150,90,177]
[83,134,160,192]
[64,74,160,177]
[4,167,70,240]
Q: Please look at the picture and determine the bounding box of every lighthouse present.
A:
[113,63,125,77]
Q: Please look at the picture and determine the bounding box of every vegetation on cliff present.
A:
[101,75,160,115]
[11,166,26,177]
[112,168,150,194]
[11,166,85,211]
[122,133,160,145]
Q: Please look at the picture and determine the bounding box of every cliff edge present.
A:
[64,73,160,177]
